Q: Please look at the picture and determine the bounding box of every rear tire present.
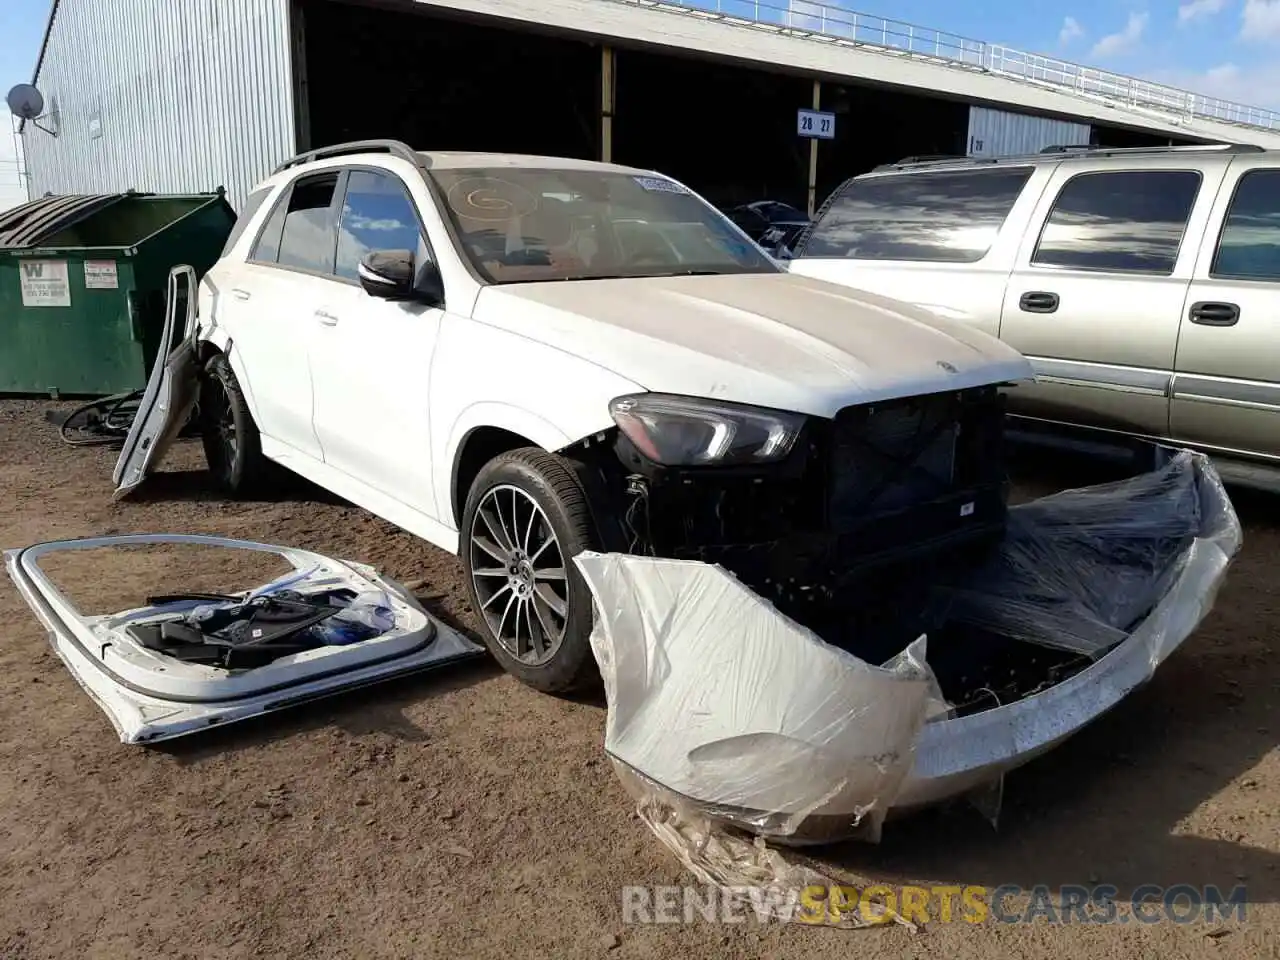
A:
[199,353,270,497]
[460,448,601,694]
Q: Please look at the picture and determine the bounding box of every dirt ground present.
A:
[0,398,1276,960]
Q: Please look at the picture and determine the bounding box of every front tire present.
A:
[460,448,600,694]
[199,353,270,497]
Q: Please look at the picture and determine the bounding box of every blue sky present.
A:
[2,0,1279,208]
[782,0,1280,104]
[0,0,47,210]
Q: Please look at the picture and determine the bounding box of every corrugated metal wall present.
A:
[22,0,296,212]
[965,106,1091,158]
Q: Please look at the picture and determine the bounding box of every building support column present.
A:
[288,0,312,152]
[601,46,616,163]
[807,79,821,217]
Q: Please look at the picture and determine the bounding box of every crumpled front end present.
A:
[574,448,1241,846]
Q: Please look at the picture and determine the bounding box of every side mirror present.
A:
[357,250,444,307]
[358,250,414,300]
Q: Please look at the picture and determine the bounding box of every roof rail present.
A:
[872,140,1268,173]
[272,139,428,174]
[1039,141,1264,155]
[894,154,961,164]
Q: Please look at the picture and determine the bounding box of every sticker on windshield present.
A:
[633,176,691,194]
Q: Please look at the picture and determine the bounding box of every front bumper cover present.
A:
[574,446,1242,845]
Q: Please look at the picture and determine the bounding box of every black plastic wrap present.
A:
[941,449,1241,657]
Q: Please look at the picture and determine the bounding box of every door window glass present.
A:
[796,167,1033,262]
[334,170,430,281]
[276,173,340,274]
[1032,170,1201,275]
[1212,169,1280,281]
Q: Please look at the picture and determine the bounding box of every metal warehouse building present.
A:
[20,0,1280,213]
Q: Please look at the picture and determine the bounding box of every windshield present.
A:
[427,167,779,283]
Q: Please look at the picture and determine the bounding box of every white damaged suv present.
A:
[129,140,1033,694]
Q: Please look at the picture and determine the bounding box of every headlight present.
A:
[609,393,805,466]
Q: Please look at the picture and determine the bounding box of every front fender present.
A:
[436,402,615,527]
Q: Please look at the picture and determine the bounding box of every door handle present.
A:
[1018,291,1059,314]
[230,288,251,301]
[314,309,339,326]
[1188,301,1239,327]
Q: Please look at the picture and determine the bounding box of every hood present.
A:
[473,272,1032,418]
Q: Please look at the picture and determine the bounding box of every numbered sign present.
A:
[797,108,835,140]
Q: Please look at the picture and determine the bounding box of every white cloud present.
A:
[1059,16,1084,44]
[1091,11,1149,58]
[1151,61,1280,112]
[1241,0,1280,39]
[1179,0,1228,23]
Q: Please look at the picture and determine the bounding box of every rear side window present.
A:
[249,190,288,264]
[277,173,341,274]
[220,187,272,258]
[1032,170,1201,275]
[798,167,1033,263]
[1212,169,1280,281]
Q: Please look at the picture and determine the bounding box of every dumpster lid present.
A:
[0,193,130,250]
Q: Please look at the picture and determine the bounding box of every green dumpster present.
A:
[0,189,236,397]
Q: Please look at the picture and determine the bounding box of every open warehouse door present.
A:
[292,0,979,221]
[297,0,602,160]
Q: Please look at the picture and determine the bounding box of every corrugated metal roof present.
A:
[0,193,126,249]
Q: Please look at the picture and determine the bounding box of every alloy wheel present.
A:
[467,484,569,665]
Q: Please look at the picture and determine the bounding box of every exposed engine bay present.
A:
[570,385,1202,718]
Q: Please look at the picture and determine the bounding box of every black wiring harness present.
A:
[52,390,146,447]
[50,390,201,447]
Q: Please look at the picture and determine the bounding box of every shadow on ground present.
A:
[126,466,349,507]
[154,655,503,763]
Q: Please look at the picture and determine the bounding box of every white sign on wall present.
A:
[84,260,119,289]
[19,260,72,308]
[797,108,836,140]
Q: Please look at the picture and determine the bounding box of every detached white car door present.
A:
[307,167,445,518]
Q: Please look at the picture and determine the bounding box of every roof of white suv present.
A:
[415,151,653,175]
[261,140,659,188]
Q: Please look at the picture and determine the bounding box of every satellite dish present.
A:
[6,84,46,121]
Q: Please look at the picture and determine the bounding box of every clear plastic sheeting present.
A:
[574,448,1241,848]
[574,552,941,844]
[616,762,915,930]
[942,449,1243,659]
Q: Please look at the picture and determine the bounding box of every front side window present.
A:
[335,170,431,282]
[276,173,340,275]
[796,167,1033,263]
[427,167,777,284]
[1212,169,1280,282]
[1032,170,1201,275]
